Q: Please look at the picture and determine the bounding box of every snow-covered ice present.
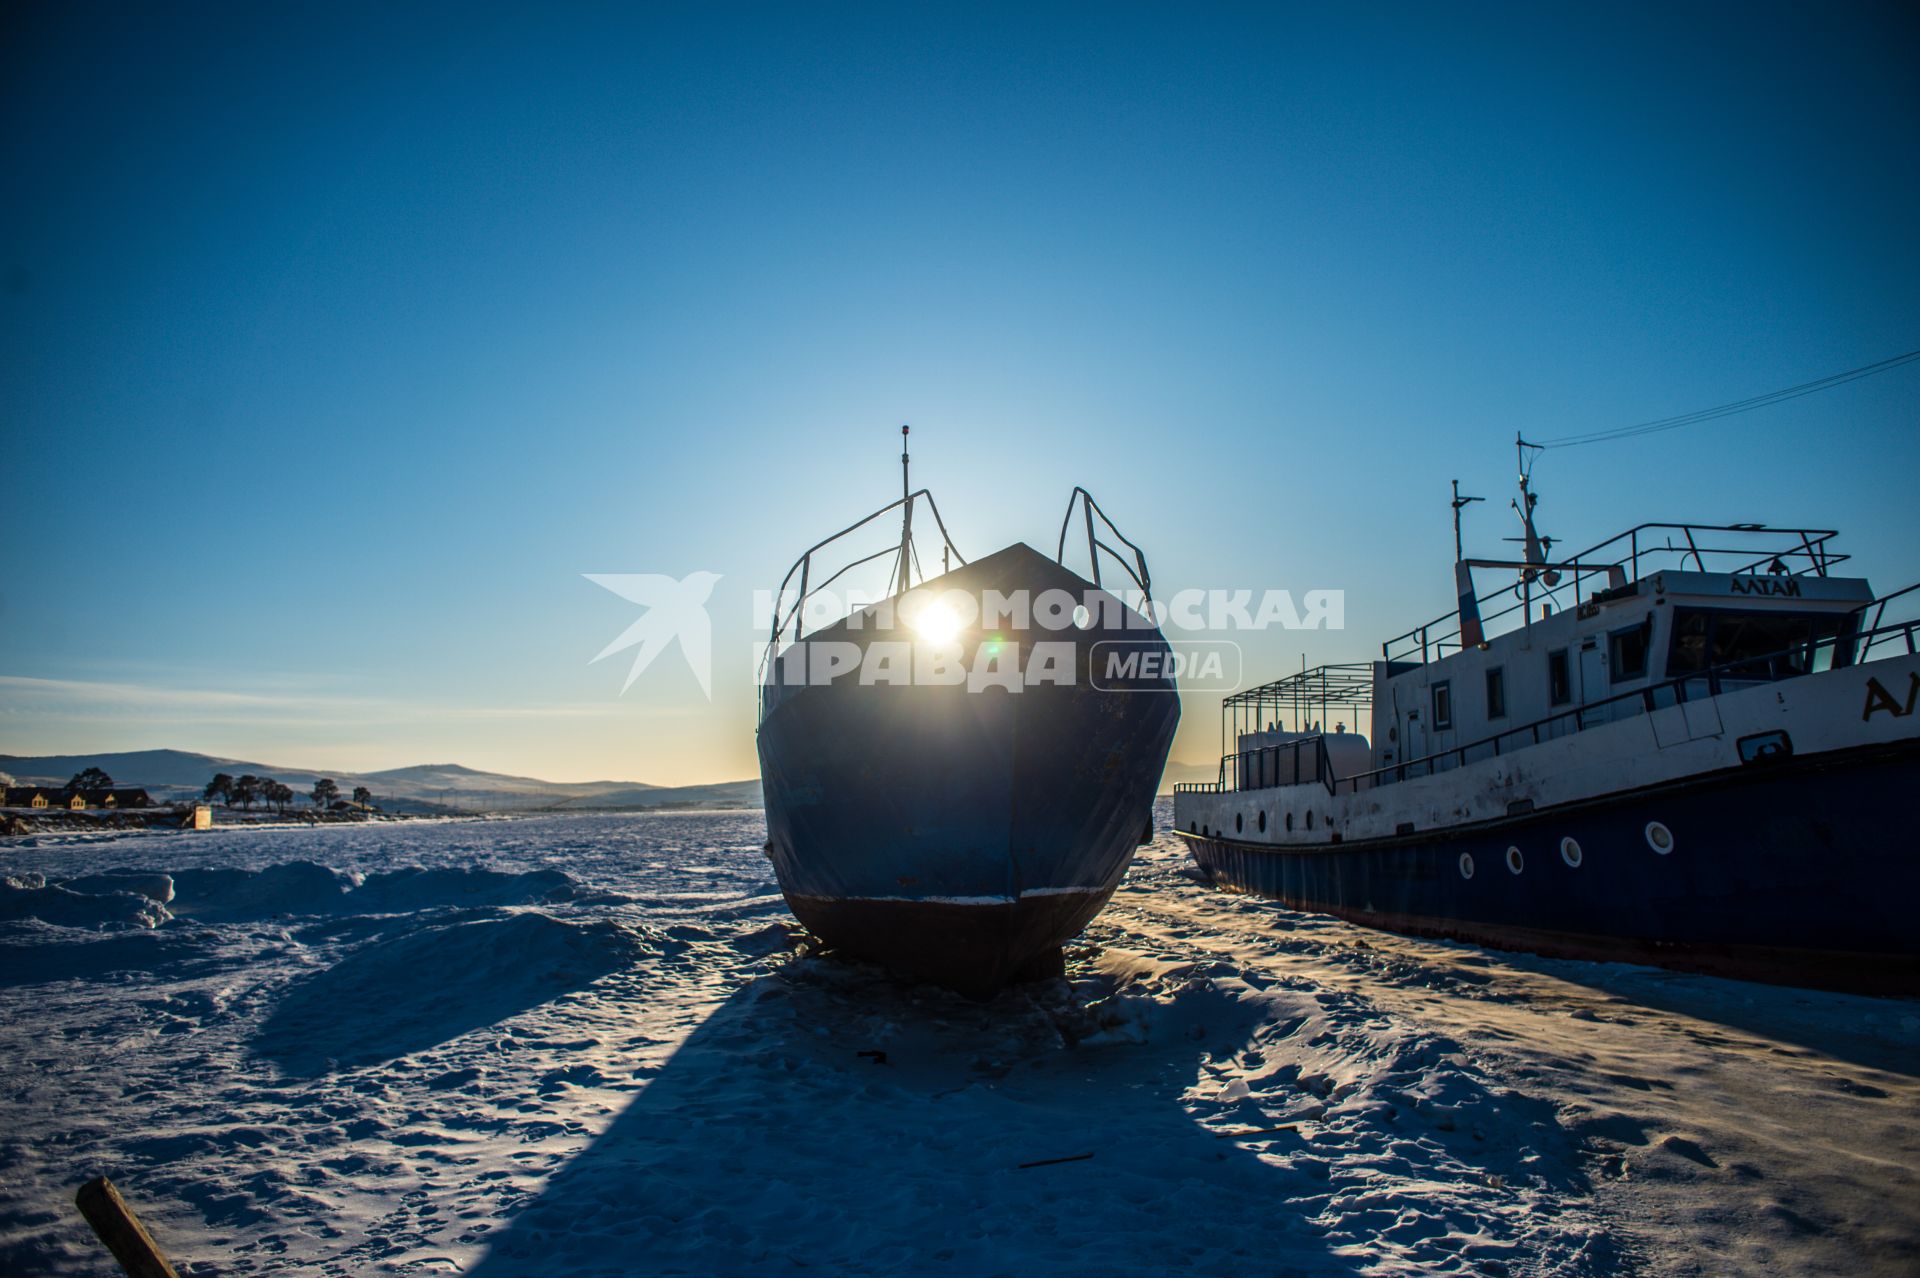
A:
[1,807,1914,1276]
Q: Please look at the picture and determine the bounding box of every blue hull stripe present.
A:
[1179,739,1920,993]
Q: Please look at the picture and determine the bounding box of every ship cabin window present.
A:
[1485,667,1506,719]
[1608,617,1652,683]
[1431,680,1453,729]
[1667,608,1852,684]
[1547,649,1571,706]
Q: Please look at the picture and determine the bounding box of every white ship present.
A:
[1174,464,1920,993]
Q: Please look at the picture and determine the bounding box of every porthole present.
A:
[1306,811,1315,830]
[1189,821,1197,834]
[1202,825,1211,839]
[1645,821,1674,855]
[1072,603,1093,629]
[1285,812,1293,832]
[1236,812,1244,834]
[1505,846,1524,875]
[1459,852,1475,880]
[1560,836,1583,868]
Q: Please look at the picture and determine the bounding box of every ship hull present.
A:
[782,889,1114,990]
[759,544,1178,995]
[1177,738,1920,994]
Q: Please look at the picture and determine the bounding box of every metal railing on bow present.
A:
[758,489,967,717]
[1056,487,1156,621]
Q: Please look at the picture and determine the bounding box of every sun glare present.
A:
[911,601,964,644]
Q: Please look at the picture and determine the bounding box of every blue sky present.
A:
[3,2,1917,783]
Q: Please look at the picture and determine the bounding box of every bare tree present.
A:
[68,767,112,793]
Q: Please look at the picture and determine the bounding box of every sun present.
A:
[910,600,964,644]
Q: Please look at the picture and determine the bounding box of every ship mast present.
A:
[1450,479,1483,563]
[1451,480,1486,648]
[897,424,915,597]
[1512,435,1559,587]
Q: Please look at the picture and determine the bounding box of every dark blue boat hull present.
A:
[1178,739,1920,994]
[758,545,1178,994]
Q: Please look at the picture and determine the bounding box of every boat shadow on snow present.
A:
[1181,856,1920,1080]
[1482,952,1920,1081]
[458,929,1614,1278]
[464,948,1364,1277]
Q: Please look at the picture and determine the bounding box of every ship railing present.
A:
[1055,487,1156,622]
[1383,522,1847,665]
[1858,581,1920,658]
[1183,606,1920,800]
[1218,662,1374,755]
[758,488,968,716]
[1174,734,1342,797]
[1358,612,1919,789]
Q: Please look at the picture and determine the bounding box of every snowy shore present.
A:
[1,809,1913,1276]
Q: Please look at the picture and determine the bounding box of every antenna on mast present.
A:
[1450,479,1483,563]
[1511,433,1558,587]
[896,425,914,597]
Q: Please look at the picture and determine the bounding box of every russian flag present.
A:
[1456,561,1484,649]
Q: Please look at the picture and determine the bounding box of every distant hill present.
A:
[4,745,1197,807]
[547,780,761,810]
[356,762,660,796]
[0,749,761,813]
[1,749,318,789]
[1159,758,1223,790]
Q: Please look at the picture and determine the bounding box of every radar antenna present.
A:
[1512,434,1560,588]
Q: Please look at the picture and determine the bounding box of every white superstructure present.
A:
[1176,519,1920,849]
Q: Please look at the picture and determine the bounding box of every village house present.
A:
[3,787,155,810]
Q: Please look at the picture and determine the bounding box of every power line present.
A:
[1530,347,1920,449]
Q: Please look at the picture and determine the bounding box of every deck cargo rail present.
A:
[1178,603,1919,798]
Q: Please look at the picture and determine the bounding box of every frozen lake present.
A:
[2,808,1915,1276]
